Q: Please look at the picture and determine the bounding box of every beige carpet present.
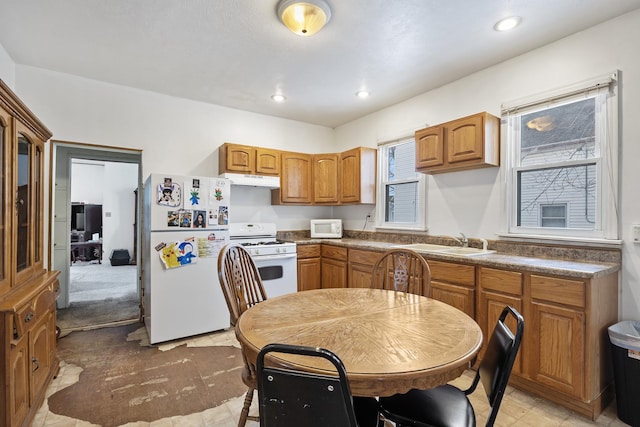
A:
[48,323,246,427]
[57,262,139,333]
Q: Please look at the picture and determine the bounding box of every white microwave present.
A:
[310,219,343,238]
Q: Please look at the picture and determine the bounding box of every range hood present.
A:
[219,172,280,189]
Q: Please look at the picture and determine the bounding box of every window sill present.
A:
[374,225,429,233]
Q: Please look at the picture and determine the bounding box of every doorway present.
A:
[51,142,142,333]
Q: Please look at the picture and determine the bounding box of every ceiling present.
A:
[1,1,639,128]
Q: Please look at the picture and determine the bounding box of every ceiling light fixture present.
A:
[494,16,522,32]
[271,94,286,102]
[277,0,332,36]
[356,90,370,99]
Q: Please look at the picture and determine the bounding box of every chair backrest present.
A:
[371,248,431,296]
[217,243,268,325]
[477,306,524,427]
[257,343,359,427]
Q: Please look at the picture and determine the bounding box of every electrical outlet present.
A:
[366,213,373,222]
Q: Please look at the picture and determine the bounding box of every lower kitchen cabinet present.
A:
[428,259,475,317]
[297,244,321,291]
[348,248,381,288]
[321,245,348,289]
[477,267,524,373]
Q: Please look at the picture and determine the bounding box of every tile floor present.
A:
[34,327,630,427]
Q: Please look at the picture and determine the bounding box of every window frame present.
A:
[375,137,427,231]
[502,72,619,242]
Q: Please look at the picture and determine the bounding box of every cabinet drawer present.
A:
[479,267,522,296]
[322,245,348,260]
[428,260,475,287]
[531,275,585,308]
[15,304,36,338]
[298,244,321,259]
[348,248,380,266]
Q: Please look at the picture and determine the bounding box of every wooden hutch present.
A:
[0,80,60,427]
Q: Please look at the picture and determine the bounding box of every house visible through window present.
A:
[540,204,567,228]
[376,138,426,230]
[504,73,618,240]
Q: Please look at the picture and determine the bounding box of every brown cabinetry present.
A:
[313,153,339,204]
[219,142,280,176]
[321,245,348,289]
[272,151,313,204]
[429,259,475,317]
[477,267,524,373]
[297,244,321,291]
[415,112,499,174]
[340,147,376,204]
[348,248,381,289]
[0,79,60,427]
[274,147,376,205]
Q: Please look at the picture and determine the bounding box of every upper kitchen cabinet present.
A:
[415,112,500,174]
[340,147,376,204]
[271,151,313,204]
[313,153,339,204]
[219,142,280,176]
[0,79,60,427]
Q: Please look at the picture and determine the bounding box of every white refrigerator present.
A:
[143,173,231,344]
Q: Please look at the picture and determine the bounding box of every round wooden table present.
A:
[235,288,483,397]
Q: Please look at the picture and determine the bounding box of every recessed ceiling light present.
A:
[494,16,521,32]
[271,94,286,102]
[356,90,370,99]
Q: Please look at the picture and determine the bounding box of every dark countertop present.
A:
[294,238,619,279]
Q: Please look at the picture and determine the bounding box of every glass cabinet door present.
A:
[14,121,45,285]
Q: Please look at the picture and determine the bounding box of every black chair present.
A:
[379,306,524,427]
[257,343,380,427]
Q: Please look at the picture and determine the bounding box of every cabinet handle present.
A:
[32,357,40,372]
[24,313,34,323]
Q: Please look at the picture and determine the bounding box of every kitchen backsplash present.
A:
[277,229,621,264]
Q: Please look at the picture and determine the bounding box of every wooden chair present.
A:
[257,343,381,427]
[218,243,268,427]
[371,248,431,296]
[378,306,525,427]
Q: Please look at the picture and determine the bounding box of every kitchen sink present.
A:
[393,243,495,257]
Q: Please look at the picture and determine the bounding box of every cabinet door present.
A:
[415,126,444,169]
[224,144,255,173]
[321,258,347,289]
[0,104,10,293]
[10,335,30,425]
[340,148,361,203]
[30,312,53,401]
[529,301,584,398]
[280,152,313,204]
[446,114,484,164]
[431,281,475,317]
[348,248,380,289]
[313,154,339,204]
[14,122,45,286]
[298,257,321,291]
[255,148,280,176]
[477,290,523,374]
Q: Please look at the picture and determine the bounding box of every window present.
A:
[503,73,618,240]
[540,204,567,228]
[376,138,426,230]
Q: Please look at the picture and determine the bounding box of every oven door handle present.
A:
[253,253,297,261]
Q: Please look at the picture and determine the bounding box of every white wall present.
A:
[13,67,335,229]
[70,161,138,261]
[0,41,15,88]
[71,161,105,203]
[334,9,640,321]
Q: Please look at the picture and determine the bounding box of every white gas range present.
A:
[229,222,298,298]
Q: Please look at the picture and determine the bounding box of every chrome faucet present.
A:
[451,233,469,247]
